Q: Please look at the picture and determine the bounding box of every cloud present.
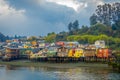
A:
[0,0,26,28]
[1,0,118,36]
[88,0,104,5]
[0,0,25,16]
[46,0,87,12]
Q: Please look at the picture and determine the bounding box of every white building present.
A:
[95,40,105,48]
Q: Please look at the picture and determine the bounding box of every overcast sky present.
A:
[0,0,120,36]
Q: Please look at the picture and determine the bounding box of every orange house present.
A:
[97,48,112,58]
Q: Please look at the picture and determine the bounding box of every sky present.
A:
[0,0,120,36]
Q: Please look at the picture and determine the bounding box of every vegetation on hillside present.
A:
[45,3,120,50]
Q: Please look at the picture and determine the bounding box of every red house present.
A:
[56,41,65,47]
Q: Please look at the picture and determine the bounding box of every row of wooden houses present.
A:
[0,40,113,61]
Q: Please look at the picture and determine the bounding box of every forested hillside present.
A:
[45,3,120,50]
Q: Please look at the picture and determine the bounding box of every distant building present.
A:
[85,44,96,49]
[39,43,45,48]
[78,44,86,49]
[12,39,19,43]
[65,41,79,48]
[95,40,105,48]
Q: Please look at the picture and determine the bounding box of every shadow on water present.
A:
[0,64,119,80]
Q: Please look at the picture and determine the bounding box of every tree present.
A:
[68,22,72,32]
[96,3,112,26]
[45,33,56,43]
[87,23,112,36]
[47,32,55,36]
[0,32,6,42]
[98,34,109,45]
[28,36,37,41]
[6,36,10,40]
[67,20,79,35]
[90,3,120,26]
[78,25,89,34]
[14,35,18,39]
[112,3,120,22]
[73,20,79,31]
[112,21,120,30]
[90,13,98,25]
[55,31,68,41]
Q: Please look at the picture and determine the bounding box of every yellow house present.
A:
[68,49,84,58]
[23,44,31,48]
[31,41,37,47]
[74,49,84,58]
[68,49,75,57]
[24,45,29,48]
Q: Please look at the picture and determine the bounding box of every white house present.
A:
[95,40,105,48]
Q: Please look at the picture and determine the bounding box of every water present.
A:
[0,64,119,80]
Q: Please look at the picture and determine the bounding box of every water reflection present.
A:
[0,65,119,80]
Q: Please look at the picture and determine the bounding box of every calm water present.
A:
[0,64,119,80]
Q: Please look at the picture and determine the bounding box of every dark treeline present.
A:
[0,32,6,42]
[0,33,27,42]
[45,2,120,50]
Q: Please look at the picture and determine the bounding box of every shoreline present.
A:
[0,60,111,69]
